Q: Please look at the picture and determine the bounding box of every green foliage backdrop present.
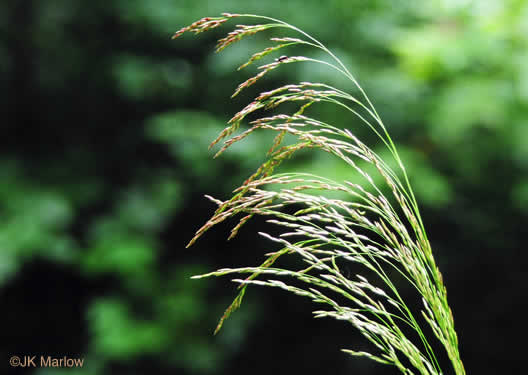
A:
[1,0,526,374]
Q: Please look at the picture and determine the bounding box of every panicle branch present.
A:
[216,24,278,52]
[172,13,239,39]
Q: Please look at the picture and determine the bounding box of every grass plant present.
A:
[175,13,465,375]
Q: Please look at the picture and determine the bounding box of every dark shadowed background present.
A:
[1,0,526,374]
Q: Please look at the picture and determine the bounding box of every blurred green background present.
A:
[1,0,526,374]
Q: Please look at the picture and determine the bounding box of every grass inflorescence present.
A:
[177,13,465,375]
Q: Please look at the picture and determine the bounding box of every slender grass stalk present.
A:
[175,13,465,375]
